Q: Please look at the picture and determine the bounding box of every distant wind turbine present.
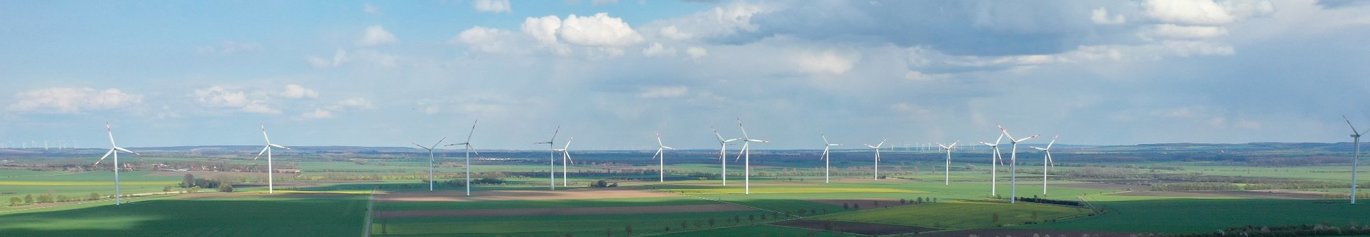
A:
[94,123,139,205]
[865,139,887,180]
[713,128,739,186]
[1345,116,1365,204]
[820,133,840,183]
[1031,135,1058,195]
[652,133,674,183]
[254,125,290,193]
[938,141,958,185]
[447,120,478,196]
[981,133,1006,196]
[413,137,446,192]
[735,119,768,194]
[1000,125,1037,203]
[534,126,560,190]
[557,137,575,187]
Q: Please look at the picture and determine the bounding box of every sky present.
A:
[1,0,1369,150]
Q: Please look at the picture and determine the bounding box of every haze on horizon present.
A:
[1,0,1368,150]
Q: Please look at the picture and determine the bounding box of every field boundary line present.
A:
[362,187,375,237]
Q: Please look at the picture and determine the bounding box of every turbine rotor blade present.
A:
[563,137,574,150]
[432,137,448,151]
[1347,115,1361,135]
[414,143,431,151]
[663,146,675,150]
[95,149,114,165]
[465,120,478,143]
[254,146,268,160]
[270,144,289,149]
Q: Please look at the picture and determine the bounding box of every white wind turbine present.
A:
[714,128,739,186]
[413,137,446,192]
[557,137,575,187]
[255,125,290,194]
[735,119,768,194]
[652,133,674,183]
[447,120,478,196]
[534,126,560,190]
[94,123,139,205]
[1346,116,1365,204]
[820,133,840,184]
[980,133,1006,196]
[999,125,1037,203]
[864,139,887,180]
[1032,135,1058,195]
[938,141,958,185]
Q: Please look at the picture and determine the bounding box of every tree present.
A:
[182,173,195,188]
[8,197,20,206]
[89,192,100,201]
[709,218,715,227]
[992,213,1000,223]
[625,224,632,236]
[218,182,235,192]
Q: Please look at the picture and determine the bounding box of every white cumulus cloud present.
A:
[794,50,859,75]
[281,84,319,99]
[454,26,515,53]
[1149,24,1229,39]
[193,86,279,114]
[1091,8,1127,25]
[472,0,511,13]
[7,88,143,114]
[357,25,398,46]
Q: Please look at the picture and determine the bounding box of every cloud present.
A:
[357,25,398,46]
[196,41,261,55]
[331,97,375,110]
[363,3,380,15]
[7,88,143,114]
[193,86,279,114]
[472,0,511,13]
[1090,7,1127,25]
[297,108,334,120]
[558,13,643,47]
[591,0,619,6]
[307,49,349,68]
[1147,24,1228,39]
[642,42,677,57]
[793,50,858,75]
[638,86,689,98]
[659,25,692,40]
[1144,0,1274,25]
[518,13,642,56]
[685,46,708,59]
[453,26,516,53]
[1317,0,1370,9]
[281,84,319,99]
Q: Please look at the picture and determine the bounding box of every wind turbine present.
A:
[447,120,478,196]
[94,123,138,205]
[255,125,290,194]
[938,141,958,185]
[557,137,575,187]
[1032,135,1058,195]
[820,133,840,184]
[652,133,674,183]
[714,128,739,185]
[864,139,887,180]
[980,133,1005,196]
[734,119,768,194]
[1000,125,1037,203]
[1346,116,1366,204]
[534,126,560,190]
[411,136,443,190]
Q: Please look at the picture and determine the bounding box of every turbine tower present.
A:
[735,119,768,194]
[864,139,887,180]
[1346,116,1365,204]
[94,123,138,205]
[938,141,958,185]
[1032,135,1058,195]
[1000,125,1036,203]
[447,120,478,196]
[981,133,1006,196]
[652,133,674,183]
[714,128,739,186]
[254,125,290,194]
[413,137,446,191]
[557,137,575,187]
[820,133,840,184]
[534,126,560,190]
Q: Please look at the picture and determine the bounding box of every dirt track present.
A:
[917,229,1138,237]
[773,220,932,235]
[375,203,753,218]
[376,189,674,202]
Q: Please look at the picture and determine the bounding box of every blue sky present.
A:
[2,0,1369,150]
